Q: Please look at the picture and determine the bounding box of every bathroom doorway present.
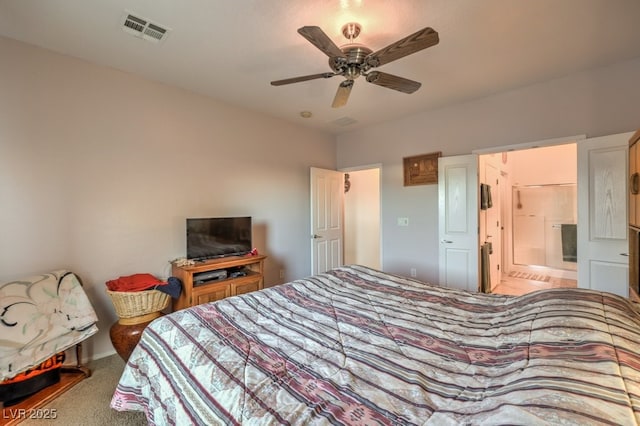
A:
[479,142,578,295]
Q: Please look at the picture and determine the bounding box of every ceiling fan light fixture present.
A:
[271,24,439,108]
[342,22,361,41]
[300,111,313,118]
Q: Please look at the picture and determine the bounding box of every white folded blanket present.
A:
[0,270,98,381]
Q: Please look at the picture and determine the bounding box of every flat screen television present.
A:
[186,217,252,261]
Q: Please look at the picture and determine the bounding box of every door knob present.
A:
[312,234,322,239]
[441,240,453,244]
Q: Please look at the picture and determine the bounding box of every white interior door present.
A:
[577,132,631,297]
[485,163,502,289]
[310,167,344,275]
[438,155,479,291]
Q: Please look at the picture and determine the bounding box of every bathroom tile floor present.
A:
[492,275,577,296]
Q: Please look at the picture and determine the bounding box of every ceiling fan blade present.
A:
[271,72,335,86]
[298,26,345,59]
[366,27,439,67]
[332,80,354,108]
[365,71,421,94]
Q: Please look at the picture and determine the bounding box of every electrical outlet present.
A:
[279,269,285,279]
[410,268,417,277]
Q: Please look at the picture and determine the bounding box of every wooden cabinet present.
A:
[171,255,266,311]
[630,130,640,227]
[629,130,640,300]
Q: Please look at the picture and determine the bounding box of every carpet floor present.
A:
[19,355,146,426]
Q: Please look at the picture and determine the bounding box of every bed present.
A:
[111,265,640,425]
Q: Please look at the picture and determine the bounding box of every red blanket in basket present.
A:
[106,274,166,292]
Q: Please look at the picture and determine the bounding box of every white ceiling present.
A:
[2,0,640,135]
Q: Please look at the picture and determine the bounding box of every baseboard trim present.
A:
[89,349,117,363]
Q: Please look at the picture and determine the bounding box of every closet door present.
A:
[438,154,479,291]
[629,143,640,228]
[577,132,631,297]
[630,134,640,227]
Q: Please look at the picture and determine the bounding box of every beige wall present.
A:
[0,37,336,359]
[337,56,640,284]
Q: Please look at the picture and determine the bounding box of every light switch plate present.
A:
[397,217,409,226]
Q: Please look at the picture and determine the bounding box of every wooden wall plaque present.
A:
[403,151,441,186]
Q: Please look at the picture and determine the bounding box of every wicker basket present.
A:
[107,289,170,319]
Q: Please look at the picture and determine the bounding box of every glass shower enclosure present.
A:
[512,184,577,271]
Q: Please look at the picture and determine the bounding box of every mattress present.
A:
[112,265,640,425]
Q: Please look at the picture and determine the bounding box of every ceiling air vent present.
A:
[122,12,170,43]
[331,117,358,127]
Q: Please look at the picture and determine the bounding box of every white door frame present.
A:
[483,160,502,289]
[472,135,587,156]
[340,164,383,270]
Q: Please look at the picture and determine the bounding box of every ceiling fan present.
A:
[270,23,439,108]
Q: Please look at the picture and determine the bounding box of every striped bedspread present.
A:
[111,265,640,425]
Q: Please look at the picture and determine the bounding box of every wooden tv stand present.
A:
[171,255,266,311]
